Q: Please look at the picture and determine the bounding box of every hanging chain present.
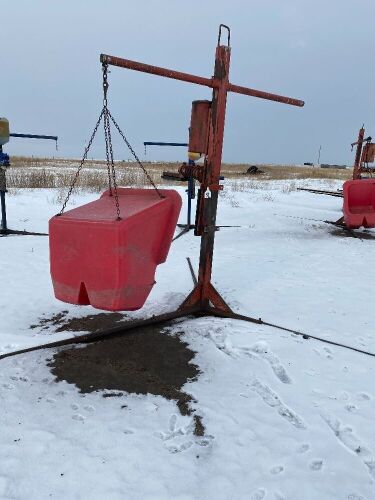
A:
[59,108,104,215]
[103,65,113,196]
[59,62,163,217]
[108,110,164,199]
[102,63,121,220]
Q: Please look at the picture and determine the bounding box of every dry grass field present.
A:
[6,156,353,192]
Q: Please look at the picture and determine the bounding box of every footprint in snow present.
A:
[250,487,266,500]
[357,392,371,401]
[321,411,375,480]
[242,341,292,384]
[274,493,286,500]
[72,414,85,422]
[309,459,323,471]
[2,383,14,390]
[324,348,333,360]
[167,440,194,454]
[270,465,284,475]
[71,403,79,410]
[250,378,306,429]
[84,405,95,413]
[169,414,178,432]
[345,404,359,413]
[340,391,350,401]
[158,414,212,454]
[10,375,29,382]
[296,443,310,454]
[348,494,366,500]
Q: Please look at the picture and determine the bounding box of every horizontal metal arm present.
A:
[227,82,304,107]
[10,133,58,141]
[100,54,305,107]
[101,54,214,88]
[143,142,188,147]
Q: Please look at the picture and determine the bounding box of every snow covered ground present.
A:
[1,179,375,500]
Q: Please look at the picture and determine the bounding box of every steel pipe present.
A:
[100,54,215,89]
[100,54,304,107]
[227,82,304,107]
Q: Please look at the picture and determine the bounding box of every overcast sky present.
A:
[2,0,375,165]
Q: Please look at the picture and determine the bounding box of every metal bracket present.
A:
[218,24,231,47]
[209,184,223,191]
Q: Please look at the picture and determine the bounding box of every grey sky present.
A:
[2,0,375,165]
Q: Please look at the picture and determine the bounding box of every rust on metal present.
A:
[352,126,365,180]
[188,100,211,155]
[178,163,204,183]
[227,83,304,107]
[361,142,375,164]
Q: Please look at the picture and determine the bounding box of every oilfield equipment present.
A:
[299,126,375,231]
[49,23,304,331]
[0,117,58,236]
[328,126,375,230]
[341,126,375,229]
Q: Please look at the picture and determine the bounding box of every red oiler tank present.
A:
[49,188,182,311]
[343,179,375,229]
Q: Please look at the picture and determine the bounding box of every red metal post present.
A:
[352,126,365,180]
[180,44,233,311]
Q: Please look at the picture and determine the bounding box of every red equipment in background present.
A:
[342,126,375,229]
[343,179,375,229]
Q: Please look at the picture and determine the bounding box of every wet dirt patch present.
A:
[329,227,375,240]
[31,311,127,333]
[48,325,204,435]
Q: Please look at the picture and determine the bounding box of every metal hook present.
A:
[218,24,231,47]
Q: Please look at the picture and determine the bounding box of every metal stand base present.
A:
[0,302,262,361]
[173,224,195,241]
[0,228,48,237]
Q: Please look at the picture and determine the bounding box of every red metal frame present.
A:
[352,126,366,180]
[100,25,304,314]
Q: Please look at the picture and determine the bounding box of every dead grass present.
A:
[6,157,352,191]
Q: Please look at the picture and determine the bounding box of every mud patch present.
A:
[49,325,204,435]
[329,227,375,240]
[31,311,127,333]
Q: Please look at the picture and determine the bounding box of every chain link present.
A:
[58,108,104,215]
[103,68,113,195]
[102,63,121,219]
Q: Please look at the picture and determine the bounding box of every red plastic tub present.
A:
[343,179,375,229]
[49,188,181,311]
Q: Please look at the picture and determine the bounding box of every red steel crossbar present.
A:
[100,54,304,108]
[100,26,304,314]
